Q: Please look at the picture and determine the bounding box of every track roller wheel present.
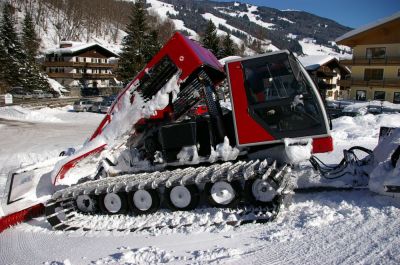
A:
[75,195,97,213]
[128,189,160,215]
[165,185,199,211]
[205,181,241,208]
[99,192,128,214]
[244,179,278,206]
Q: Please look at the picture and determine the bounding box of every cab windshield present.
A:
[242,52,327,138]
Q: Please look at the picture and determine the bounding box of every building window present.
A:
[374,91,385,101]
[364,69,383,81]
[366,47,386,59]
[394,92,400,104]
[356,90,367,101]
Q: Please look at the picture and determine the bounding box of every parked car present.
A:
[11,87,33,99]
[44,91,54,98]
[73,100,94,112]
[100,101,113,113]
[32,90,45,99]
[106,94,117,102]
[90,101,102,113]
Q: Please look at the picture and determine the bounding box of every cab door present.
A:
[226,51,332,152]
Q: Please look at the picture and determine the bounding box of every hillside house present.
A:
[299,55,350,100]
[336,12,400,103]
[42,42,119,95]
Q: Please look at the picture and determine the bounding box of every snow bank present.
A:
[94,246,174,264]
[44,259,72,265]
[342,100,400,114]
[0,106,63,123]
[332,114,400,145]
[47,78,68,96]
[0,105,104,124]
[92,246,241,264]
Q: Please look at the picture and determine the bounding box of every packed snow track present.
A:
[1,190,400,264]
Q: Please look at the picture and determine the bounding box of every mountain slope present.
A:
[150,0,352,56]
[6,0,352,57]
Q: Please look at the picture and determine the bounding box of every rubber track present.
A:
[45,160,291,232]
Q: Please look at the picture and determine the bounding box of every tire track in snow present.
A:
[230,191,400,265]
[0,229,51,265]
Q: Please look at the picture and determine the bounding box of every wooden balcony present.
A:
[47,72,115,79]
[338,78,400,88]
[43,61,117,68]
[340,56,400,66]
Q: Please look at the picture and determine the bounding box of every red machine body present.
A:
[90,32,224,142]
[54,32,333,184]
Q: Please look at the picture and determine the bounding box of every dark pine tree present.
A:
[0,3,24,87]
[220,33,236,58]
[145,29,161,62]
[0,3,49,92]
[202,20,220,57]
[0,39,8,91]
[22,10,40,62]
[118,1,160,85]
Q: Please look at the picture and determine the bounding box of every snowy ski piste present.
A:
[1,101,400,264]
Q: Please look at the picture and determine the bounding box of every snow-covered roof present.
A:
[218,56,242,66]
[298,55,336,70]
[45,42,119,57]
[336,11,400,43]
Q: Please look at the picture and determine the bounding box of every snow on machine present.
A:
[41,32,335,231]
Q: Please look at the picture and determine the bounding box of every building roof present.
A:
[336,11,400,46]
[45,42,119,58]
[298,55,336,71]
[298,55,351,76]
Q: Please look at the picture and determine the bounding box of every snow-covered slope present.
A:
[10,0,351,57]
[0,104,399,264]
[218,4,275,29]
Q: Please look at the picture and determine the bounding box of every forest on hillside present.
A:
[5,0,178,45]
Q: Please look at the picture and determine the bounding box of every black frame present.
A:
[6,172,31,204]
[241,52,327,139]
[374,91,386,101]
[394,92,400,104]
[366,47,386,59]
[364,68,384,81]
[356,90,367,101]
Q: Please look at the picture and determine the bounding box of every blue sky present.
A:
[219,0,400,28]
